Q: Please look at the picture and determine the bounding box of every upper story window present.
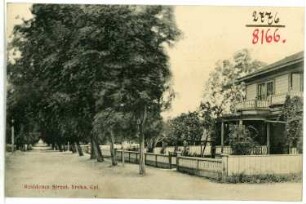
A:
[257,81,274,100]
[290,72,303,92]
[258,83,266,100]
[267,81,274,97]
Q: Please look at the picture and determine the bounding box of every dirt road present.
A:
[5,149,302,201]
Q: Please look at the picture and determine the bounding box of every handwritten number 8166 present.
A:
[252,28,282,44]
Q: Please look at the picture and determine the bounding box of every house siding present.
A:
[246,83,257,100]
[275,74,289,95]
[245,74,290,100]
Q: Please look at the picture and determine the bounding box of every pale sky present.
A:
[6,4,305,118]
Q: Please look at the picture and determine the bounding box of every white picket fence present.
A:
[177,156,222,179]
[115,150,176,168]
[80,144,302,180]
[224,154,303,176]
[153,145,212,155]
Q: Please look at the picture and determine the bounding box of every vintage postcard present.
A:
[3,0,305,203]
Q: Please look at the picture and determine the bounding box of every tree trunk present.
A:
[122,142,125,166]
[71,142,76,153]
[139,105,147,175]
[109,129,117,166]
[147,139,154,153]
[57,142,63,152]
[152,139,160,153]
[52,142,56,150]
[90,136,96,160]
[211,144,216,158]
[93,136,104,162]
[76,141,84,156]
[139,125,145,174]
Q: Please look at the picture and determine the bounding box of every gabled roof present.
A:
[237,51,304,83]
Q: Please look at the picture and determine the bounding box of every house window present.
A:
[258,83,266,100]
[257,81,274,100]
[267,81,274,97]
[290,73,303,92]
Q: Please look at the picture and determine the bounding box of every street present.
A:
[5,148,302,201]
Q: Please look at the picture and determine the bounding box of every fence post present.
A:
[114,148,117,161]
[221,154,229,182]
[155,154,158,167]
[11,119,15,152]
[129,152,131,163]
[122,149,125,166]
[197,159,200,172]
[168,152,172,169]
[176,152,181,171]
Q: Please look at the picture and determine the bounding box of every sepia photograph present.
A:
[3,1,305,202]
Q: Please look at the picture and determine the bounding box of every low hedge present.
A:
[225,173,302,183]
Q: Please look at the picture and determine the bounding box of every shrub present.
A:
[282,95,303,153]
[228,124,258,155]
[226,173,302,183]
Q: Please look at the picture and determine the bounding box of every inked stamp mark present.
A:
[246,11,286,44]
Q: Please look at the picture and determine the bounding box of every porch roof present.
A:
[219,112,279,122]
[220,114,268,122]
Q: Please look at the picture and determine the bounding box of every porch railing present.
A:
[236,91,303,110]
[271,91,303,105]
[236,99,270,110]
[215,145,268,155]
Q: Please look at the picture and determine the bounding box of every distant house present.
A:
[216,51,303,155]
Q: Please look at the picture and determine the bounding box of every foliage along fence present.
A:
[153,145,212,156]
[153,145,269,156]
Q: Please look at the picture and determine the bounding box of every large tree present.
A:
[8,5,180,175]
[88,5,181,174]
[167,111,203,149]
[8,4,109,155]
[197,50,265,155]
[199,49,266,118]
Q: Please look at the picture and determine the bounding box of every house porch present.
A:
[216,114,289,155]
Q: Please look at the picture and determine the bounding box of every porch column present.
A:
[221,121,224,153]
[239,120,243,126]
[266,123,270,154]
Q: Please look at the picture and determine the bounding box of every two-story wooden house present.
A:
[217,51,303,155]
